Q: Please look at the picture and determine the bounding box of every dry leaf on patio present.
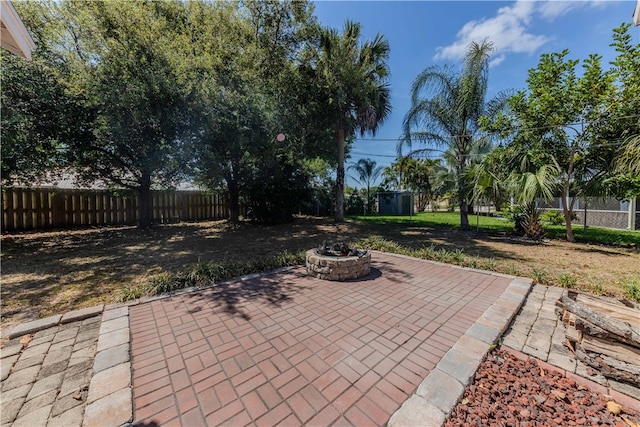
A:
[607,401,623,415]
[19,335,32,347]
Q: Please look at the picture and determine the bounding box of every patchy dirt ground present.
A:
[2,216,639,334]
[446,349,640,426]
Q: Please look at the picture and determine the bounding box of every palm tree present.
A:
[616,135,640,175]
[400,40,508,230]
[315,20,391,222]
[349,158,383,215]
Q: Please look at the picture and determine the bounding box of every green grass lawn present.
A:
[349,211,640,247]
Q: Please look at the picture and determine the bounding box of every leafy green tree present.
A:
[301,158,335,216]
[380,157,444,211]
[1,1,94,186]
[601,24,640,200]
[602,24,640,162]
[469,146,511,212]
[401,40,508,230]
[480,25,640,239]
[8,0,193,227]
[344,187,366,216]
[381,162,402,191]
[187,0,325,222]
[0,50,93,185]
[75,1,192,228]
[486,48,615,241]
[311,20,391,222]
[348,158,383,215]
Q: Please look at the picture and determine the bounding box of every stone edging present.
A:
[83,307,133,427]
[4,305,105,340]
[387,273,533,426]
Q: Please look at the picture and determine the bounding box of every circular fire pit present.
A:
[306,243,371,281]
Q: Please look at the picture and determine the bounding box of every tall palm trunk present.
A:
[335,128,345,222]
[561,185,575,242]
[457,158,470,231]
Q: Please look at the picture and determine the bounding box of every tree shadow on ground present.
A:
[2,216,638,331]
[185,270,309,321]
[570,245,635,257]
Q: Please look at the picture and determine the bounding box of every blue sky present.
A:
[312,0,640,187]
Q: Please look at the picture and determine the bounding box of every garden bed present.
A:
[446,349,640,426]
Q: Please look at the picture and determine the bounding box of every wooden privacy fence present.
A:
[1,188,231,231]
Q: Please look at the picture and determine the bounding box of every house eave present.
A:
[1,0,36,60]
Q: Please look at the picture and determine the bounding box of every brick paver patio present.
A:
[129,252,512,426]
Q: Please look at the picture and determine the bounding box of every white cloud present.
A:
[538,0,606,21]
[537,1,580,20]
[434,0,605,65]
[489,54,506,68]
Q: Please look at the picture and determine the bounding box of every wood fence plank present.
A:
[14,189,23,230]
[33,189,42,229]
[1,188,234,231]
[3,189,15,230]
[89,193,97,225]
[42,190,50,228]
[24,188,33,229]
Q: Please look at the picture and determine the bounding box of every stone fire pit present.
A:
[306,242,371,281]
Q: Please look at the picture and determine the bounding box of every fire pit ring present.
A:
[305,242,371,281]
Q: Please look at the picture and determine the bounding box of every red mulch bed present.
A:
[446,349,640,427]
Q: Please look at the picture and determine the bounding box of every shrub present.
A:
[503,263,521,276]
[623,282,640,302]
[507,203,546,240]
[541,210,577,225]
[467,256,480,269]
[145,272,180,295]
[531,268,547,284]
[345,191,366,215]
[483,257,497,271]
[558,273,577,288]
[114,251,306,302]
[244,161,312,224]
[451,249,465,264]
[541,210,564,225]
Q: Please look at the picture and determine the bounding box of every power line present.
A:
[355,113,640,142]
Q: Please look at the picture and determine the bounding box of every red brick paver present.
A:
[129,252,511,426]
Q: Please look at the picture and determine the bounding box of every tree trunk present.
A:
[138,172,153,228]
[366,185,370,216]
[228,179,240,222]
[561,187,575,242]
[460,199,470,231]
[335,128,345,223]
[457,157,470,230]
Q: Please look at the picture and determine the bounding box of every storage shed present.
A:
[377,191,414,216]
